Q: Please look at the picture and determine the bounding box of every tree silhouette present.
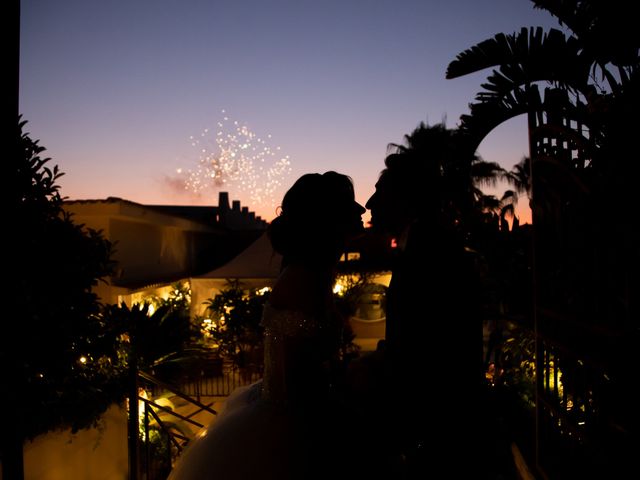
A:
[446,0,639,168]
[446,1,639,475]
[2,120,126,469]
[202,280,268,371]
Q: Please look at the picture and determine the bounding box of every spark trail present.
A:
[178,111,291,212]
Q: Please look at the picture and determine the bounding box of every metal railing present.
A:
[129,363,263,479]
[132,371,219,480]
[147,361,263,400]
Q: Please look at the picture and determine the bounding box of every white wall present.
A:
[22,404,128,480]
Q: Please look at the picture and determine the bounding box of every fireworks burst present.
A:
[179,110,292,210]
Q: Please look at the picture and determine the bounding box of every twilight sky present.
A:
[20,0,560,223]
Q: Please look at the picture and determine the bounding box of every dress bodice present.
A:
[261,303,341,405]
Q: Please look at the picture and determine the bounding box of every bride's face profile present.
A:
[323,173,365,242]
[339,195,366,240]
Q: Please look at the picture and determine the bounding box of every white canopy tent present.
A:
[189,232,282,317]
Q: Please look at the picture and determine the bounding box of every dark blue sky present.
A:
[20,0,559,221]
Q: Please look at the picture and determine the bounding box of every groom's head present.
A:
[366,154,422,236]
[366,150,443,236]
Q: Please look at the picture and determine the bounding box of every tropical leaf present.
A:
[532,0,640,67]
[471,160,506,188]
[448,28,592,97]
[506,157,531,196]
[458,84,543,149]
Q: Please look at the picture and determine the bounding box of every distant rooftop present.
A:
[65,192,267,230]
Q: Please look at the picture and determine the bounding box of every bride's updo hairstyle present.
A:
[268,171,363,266]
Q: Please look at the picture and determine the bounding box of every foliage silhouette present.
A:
[447,1,639,475]
[202,280,268,371]
[101,292,194,374]
[3,119,126,444]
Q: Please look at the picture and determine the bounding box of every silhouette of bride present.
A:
[168,172,369,480]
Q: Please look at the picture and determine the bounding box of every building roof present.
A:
[65,193,267,230]
[145,204,220,227]
[64,197,218,231]
[195,232,282,279]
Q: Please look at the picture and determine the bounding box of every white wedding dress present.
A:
[167,303,367,480]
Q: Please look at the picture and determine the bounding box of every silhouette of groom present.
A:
[366,151,480,476]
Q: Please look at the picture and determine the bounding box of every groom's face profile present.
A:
[366,170,412,236]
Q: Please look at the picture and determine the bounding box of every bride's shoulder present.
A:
[268,265,316,311]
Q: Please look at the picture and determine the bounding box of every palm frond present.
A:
[500,203,515,218]
[450,28,592,98]
[477,194,502,213]
[532,0,640,68]
[500,189,518,207]
[458,84,543,149]
[471,160,507,187]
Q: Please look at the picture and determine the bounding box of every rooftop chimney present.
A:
[218,192,230,210]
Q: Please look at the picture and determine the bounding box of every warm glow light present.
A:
[333,280,346,296]
[257,286,271,296]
